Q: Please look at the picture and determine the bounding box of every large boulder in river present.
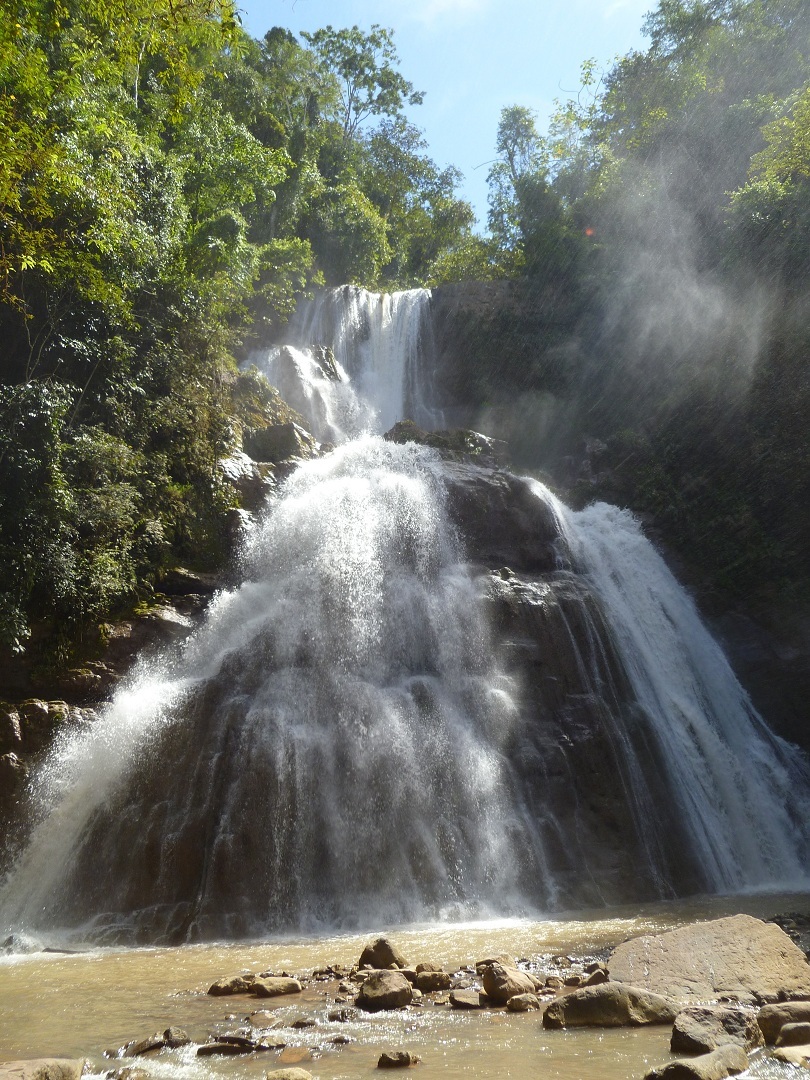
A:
[356,970,413,1012]
[542,982,677,1028]
[481,963,537,1004]
[359,938,407,970]
[608,915,810,1004]
[670,1006,763,1053]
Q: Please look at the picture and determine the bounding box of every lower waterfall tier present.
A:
[1,438,807,944]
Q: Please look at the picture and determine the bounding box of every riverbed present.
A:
[2,893,808,1079]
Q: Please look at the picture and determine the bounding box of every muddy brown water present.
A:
[2,895,807,1079]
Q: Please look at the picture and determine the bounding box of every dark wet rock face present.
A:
[6,453,720,943]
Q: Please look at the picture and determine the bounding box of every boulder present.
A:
[777,1021,810,1046]
[608,915,810,1003]
[126,1033,169,1056]
[481,963,537,1004]
[377,1051,420,1068]
[475,953,517,974]
[644,1044,748,1080]
[218,452,276,511]
[415,970,451,993]
[252,977,302,998]
[505,993,541,1012]
[758,1001,810,1043]
[243,422,316,464]
[356,970,413,1012]
[264,1071,314,1080]
[359,938,408,970]
[670,1006,763,1053]
[383,421,508,468]
[449,990,486,1009]
[0,1062,85,1080]
[197,1041,258,1057]
[208,974,257,995]
[583,967,609,986]
[773,1044,810,1066]
[542,982,678,1028]
[161,1028,190,1049]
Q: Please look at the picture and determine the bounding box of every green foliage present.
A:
[0,5,485,667]
[300,24,424,139]
[308,183,392,286]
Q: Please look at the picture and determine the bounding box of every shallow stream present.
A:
[2,894,807,1079]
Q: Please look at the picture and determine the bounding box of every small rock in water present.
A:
[415,970,451,993]
[328,1008,357,1022]
[449,990,485,1010]
[248,1011,284,1027]
[377,1051,420,1068]
[126,1034,168,1057]
[644,1043,748,1079]
[264,1070,314,1080]
[277,1047,312,1065]
[757,1001,810,1044]
[506,993,541,1012]
[475,954,516,973]
[481,963,537,1004]
[671,1006,763,1054]
[162,1027,190,1048]
[208,974,257,996]
[252,977,303,998]
[582,968,609,986]
[776,1021,810,1047]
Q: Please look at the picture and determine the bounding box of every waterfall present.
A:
[545,492,810,892]
[249,286,441,442]
[1,286,809,945]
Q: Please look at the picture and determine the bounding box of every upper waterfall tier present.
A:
[249,287,441,443]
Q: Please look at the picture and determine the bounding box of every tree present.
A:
[301,24,424,140]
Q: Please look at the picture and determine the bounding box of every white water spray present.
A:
[250,286,440,442]
[544,491,810,891]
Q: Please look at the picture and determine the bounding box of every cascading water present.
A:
[1,286,809,945]
[545,494,810,892]
[249,285,441,442]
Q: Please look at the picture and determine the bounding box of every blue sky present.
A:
[237,1,653,225]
